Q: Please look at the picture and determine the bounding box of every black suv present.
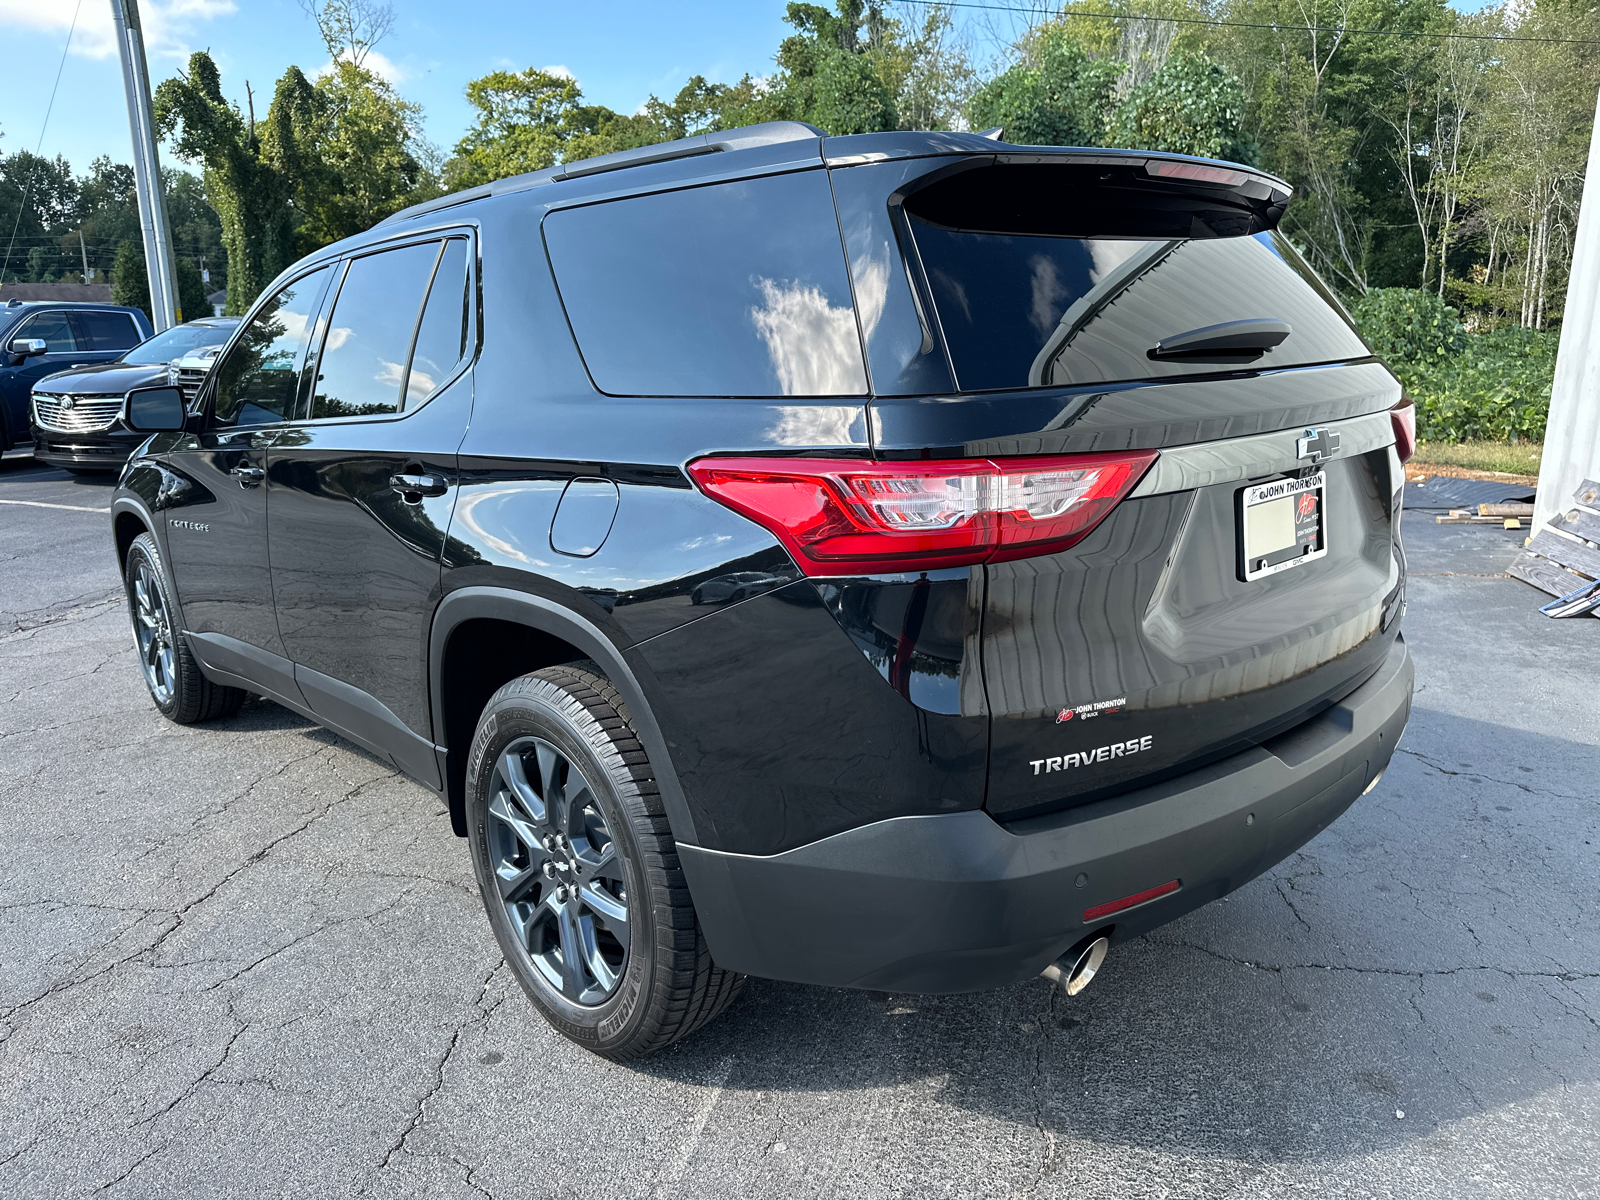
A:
[31,317,241,473]
[111,123,1414,1060]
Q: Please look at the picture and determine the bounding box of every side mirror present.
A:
[6,338,47,365]
[124,385,187,432]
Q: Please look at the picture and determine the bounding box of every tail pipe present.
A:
[1041,933,1110,997]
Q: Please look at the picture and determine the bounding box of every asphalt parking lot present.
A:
[1,447,1597,1199]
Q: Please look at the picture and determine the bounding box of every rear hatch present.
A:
[841,151,1405,822]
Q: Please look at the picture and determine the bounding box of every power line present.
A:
[899,0,1600,46]
[2,0,85,279]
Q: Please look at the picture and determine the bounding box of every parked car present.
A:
[0,300,152,455]
[29,316,240,474]
[110,123,1414,1061]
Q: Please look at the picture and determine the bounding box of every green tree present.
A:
[109,240,211,325]
[966,24,1123,145]
[110,240,149,317]
[739,1,903,134]
[154,52,298,314]
[264,61,435,251]
[1105,51,1255,162]
[446,68,584,186]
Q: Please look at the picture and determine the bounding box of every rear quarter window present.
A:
[909,216,1369,391]
[544,171,867,397]
[74,310,143,351]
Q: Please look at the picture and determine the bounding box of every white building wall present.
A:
[1536,90,1600,529]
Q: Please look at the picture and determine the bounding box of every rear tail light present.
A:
[1391,397,1416,463]
[686,451,1158,576]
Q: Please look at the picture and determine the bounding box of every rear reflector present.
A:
[687,451,1158,576]
[1391,397,1417,464]
[1083,879,1181,923]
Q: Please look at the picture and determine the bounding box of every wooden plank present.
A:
[1575,479,1600,508]
[1528,529,1600,579]
[1508,551,1589,598]
[1478,502,1535,517]
[1436,514,1512,524]
[1550,505,1600,547]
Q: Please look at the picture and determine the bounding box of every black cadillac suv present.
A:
[110,123,1414,1060]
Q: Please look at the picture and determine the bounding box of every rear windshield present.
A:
[905,178,1368,392]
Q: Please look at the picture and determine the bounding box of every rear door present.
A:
[69,309,146,359]
[266,233,476,786]
[837,155,1403,823]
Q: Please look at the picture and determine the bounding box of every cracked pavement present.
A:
[2,449,1597,1198]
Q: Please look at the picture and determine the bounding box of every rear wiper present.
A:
[1150,318,1291,360]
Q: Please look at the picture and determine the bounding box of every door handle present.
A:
[390,473,449,501]
[230,465,265,488]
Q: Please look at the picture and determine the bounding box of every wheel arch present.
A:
[429,587,702,847]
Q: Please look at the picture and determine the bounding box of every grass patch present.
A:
[1411,439,1543,476]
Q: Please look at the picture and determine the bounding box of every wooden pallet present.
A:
[1508,478,1600,603]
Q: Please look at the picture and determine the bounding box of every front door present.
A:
[0,310,93,441]
[163,265,335,702]
[267,235,475,786]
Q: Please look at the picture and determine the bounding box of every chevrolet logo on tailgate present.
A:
[1296,427,1341,463]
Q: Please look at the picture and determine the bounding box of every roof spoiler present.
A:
[380,121,825,226]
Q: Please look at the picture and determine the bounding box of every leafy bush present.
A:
[1352,288,1553,442]
[1402,326,1557,443]
[1351,287,1468,364]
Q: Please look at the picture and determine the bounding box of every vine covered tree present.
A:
[153,53,298,314]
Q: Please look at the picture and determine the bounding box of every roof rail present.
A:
[380,120,825,226]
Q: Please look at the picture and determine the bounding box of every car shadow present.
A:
[620,710,1597,1167]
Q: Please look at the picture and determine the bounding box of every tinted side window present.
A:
[404,238,471,407]
[213,267,331,427]
[910,223,1370,391]
[11,311,78,353]
[310,241,439,420]
[545,171,867,397]
[74,310,142,350]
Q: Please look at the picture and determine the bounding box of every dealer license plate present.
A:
[1239,472,1327,581]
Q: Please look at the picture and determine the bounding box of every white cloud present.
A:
[0,0,237,62]
[315,47,404,83]
[749,277,868,398]
[540,63,574,80]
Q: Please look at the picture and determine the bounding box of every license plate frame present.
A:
[1238,472,1327,582]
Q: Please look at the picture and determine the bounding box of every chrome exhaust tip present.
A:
[1041,935,1110,997]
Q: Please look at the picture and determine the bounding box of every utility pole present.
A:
[110,0,181,329]
[78,229,93,283]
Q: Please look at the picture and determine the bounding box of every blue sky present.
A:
[0,0,797,175]
[2,0,1493,178]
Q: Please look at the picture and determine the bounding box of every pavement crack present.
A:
[92,1140,170,1196]
[1396,747,1590,803]
[374,959,507,1178]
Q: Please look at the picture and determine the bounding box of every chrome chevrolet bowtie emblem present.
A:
[1296,427,1340,463]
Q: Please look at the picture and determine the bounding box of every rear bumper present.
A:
[680,635,1412,992]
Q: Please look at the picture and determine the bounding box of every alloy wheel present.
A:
[487,736,630,1006]
[131,560,176,706]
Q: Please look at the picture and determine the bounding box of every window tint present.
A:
[310,242,439,420]
[11,311,78,353]
[213,267,331,427]
[74,310,142,351]
[404,238,471,407]
[910,222,1369,391]
[545,171,867,397]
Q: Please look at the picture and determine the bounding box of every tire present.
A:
[466,664,743,1060]
[124,532,246,724]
